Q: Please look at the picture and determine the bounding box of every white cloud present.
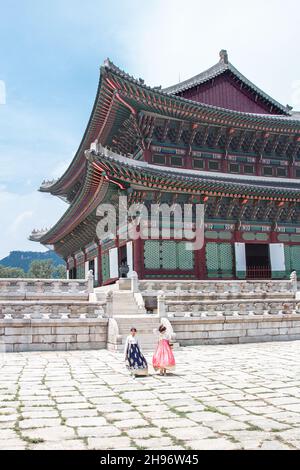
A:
[124,0,300,109]
[9,210,33,236]
[0,189,66,260]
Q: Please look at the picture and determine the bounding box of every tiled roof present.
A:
[88,146,300,200]
[163,50,289,115]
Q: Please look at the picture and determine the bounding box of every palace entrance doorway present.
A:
[245,243,271,279]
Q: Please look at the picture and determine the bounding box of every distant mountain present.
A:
[0,251,64,272]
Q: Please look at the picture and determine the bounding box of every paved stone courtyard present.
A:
[0,341,300,450]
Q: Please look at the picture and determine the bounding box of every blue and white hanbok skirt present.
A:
[125,343,148,376]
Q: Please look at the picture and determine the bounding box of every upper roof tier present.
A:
[40,52,300,200]
[164,50,289,115]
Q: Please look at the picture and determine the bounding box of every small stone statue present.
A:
[119,259,129,278]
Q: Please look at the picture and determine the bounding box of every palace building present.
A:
[31,50,300,284]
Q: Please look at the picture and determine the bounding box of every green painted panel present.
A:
[205,231,218,239]
[272,271,286,279]
[161,241,177,269]
[236,270,246,279]
[284,245,291,275]
[290,245,300,273]
[177,242,194,270]
[76,263,85,280]
[206,243,219,271]
[242,232,256,241]
[206,242,234,278]
[255,233,269,241]
[278,234,290,242]
[144,240,160,269]
[101,252,110,282]
[290,235,300,243]
[219,231,232,240]
[219,243,233,272]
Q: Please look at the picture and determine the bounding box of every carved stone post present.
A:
[158,291,166,318]
[290,271,298,295]
[105,290,113,318]
[87,269,94,294]
[131,271,139,293]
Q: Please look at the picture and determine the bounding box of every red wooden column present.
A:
[143,149,152,163]
[195,242,206,279]
[185,149,193,170]
[133,236,144,279]
[74,255,77,279]
[233,222,243,242]
[97,243,102,287]
[256,155,262,176]
[222,153,228,173]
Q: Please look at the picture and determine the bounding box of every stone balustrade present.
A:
[0,275,93,300]
[0,301,106,320]
[165,299,300,318]
[139,278,294,297]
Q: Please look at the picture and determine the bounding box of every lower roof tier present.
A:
[30,145,300,255]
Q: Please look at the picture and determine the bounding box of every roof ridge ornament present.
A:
[103,57,113,68]
[219,49,229,64]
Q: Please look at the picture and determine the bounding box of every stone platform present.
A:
[1,273,300,351]
[0,340,299,450]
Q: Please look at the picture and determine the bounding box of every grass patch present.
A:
[121,399,131,405]
[204,406,219,413]
[247,425,263,432]
[22,437,45,445]
[168,407,187,418]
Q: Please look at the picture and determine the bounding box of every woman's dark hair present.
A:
[158,324,166,333]
[130,327,137,332]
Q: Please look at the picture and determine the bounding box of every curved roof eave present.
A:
[38,162,109,245]
[88,147,300,201]
[39,58,300,199]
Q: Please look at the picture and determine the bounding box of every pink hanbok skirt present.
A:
[152,339,176,370]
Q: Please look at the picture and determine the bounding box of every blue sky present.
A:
[0,0,300,259]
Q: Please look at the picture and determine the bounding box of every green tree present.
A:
[0,265,26,278]
[28,259,54,278]
[52,264,67,279]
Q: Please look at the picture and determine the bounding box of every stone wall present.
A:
[0,318,108,352]
[170,315,300,346]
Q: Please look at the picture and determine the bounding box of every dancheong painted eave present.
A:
[87,146,300,201]
[39,53,300,202]
[31,142,300,247]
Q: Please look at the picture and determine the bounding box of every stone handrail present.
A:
[0,300,106,320]
[139,275,296,297]
[165,298,300,318]
[0,272,94,299]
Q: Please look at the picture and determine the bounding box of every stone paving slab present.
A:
[0,341,300,450]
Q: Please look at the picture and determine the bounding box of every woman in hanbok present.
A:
[124,328,148,377]
[152,324,176,375]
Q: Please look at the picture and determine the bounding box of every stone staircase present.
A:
[112,291,144,316]
[107,315,162,352]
